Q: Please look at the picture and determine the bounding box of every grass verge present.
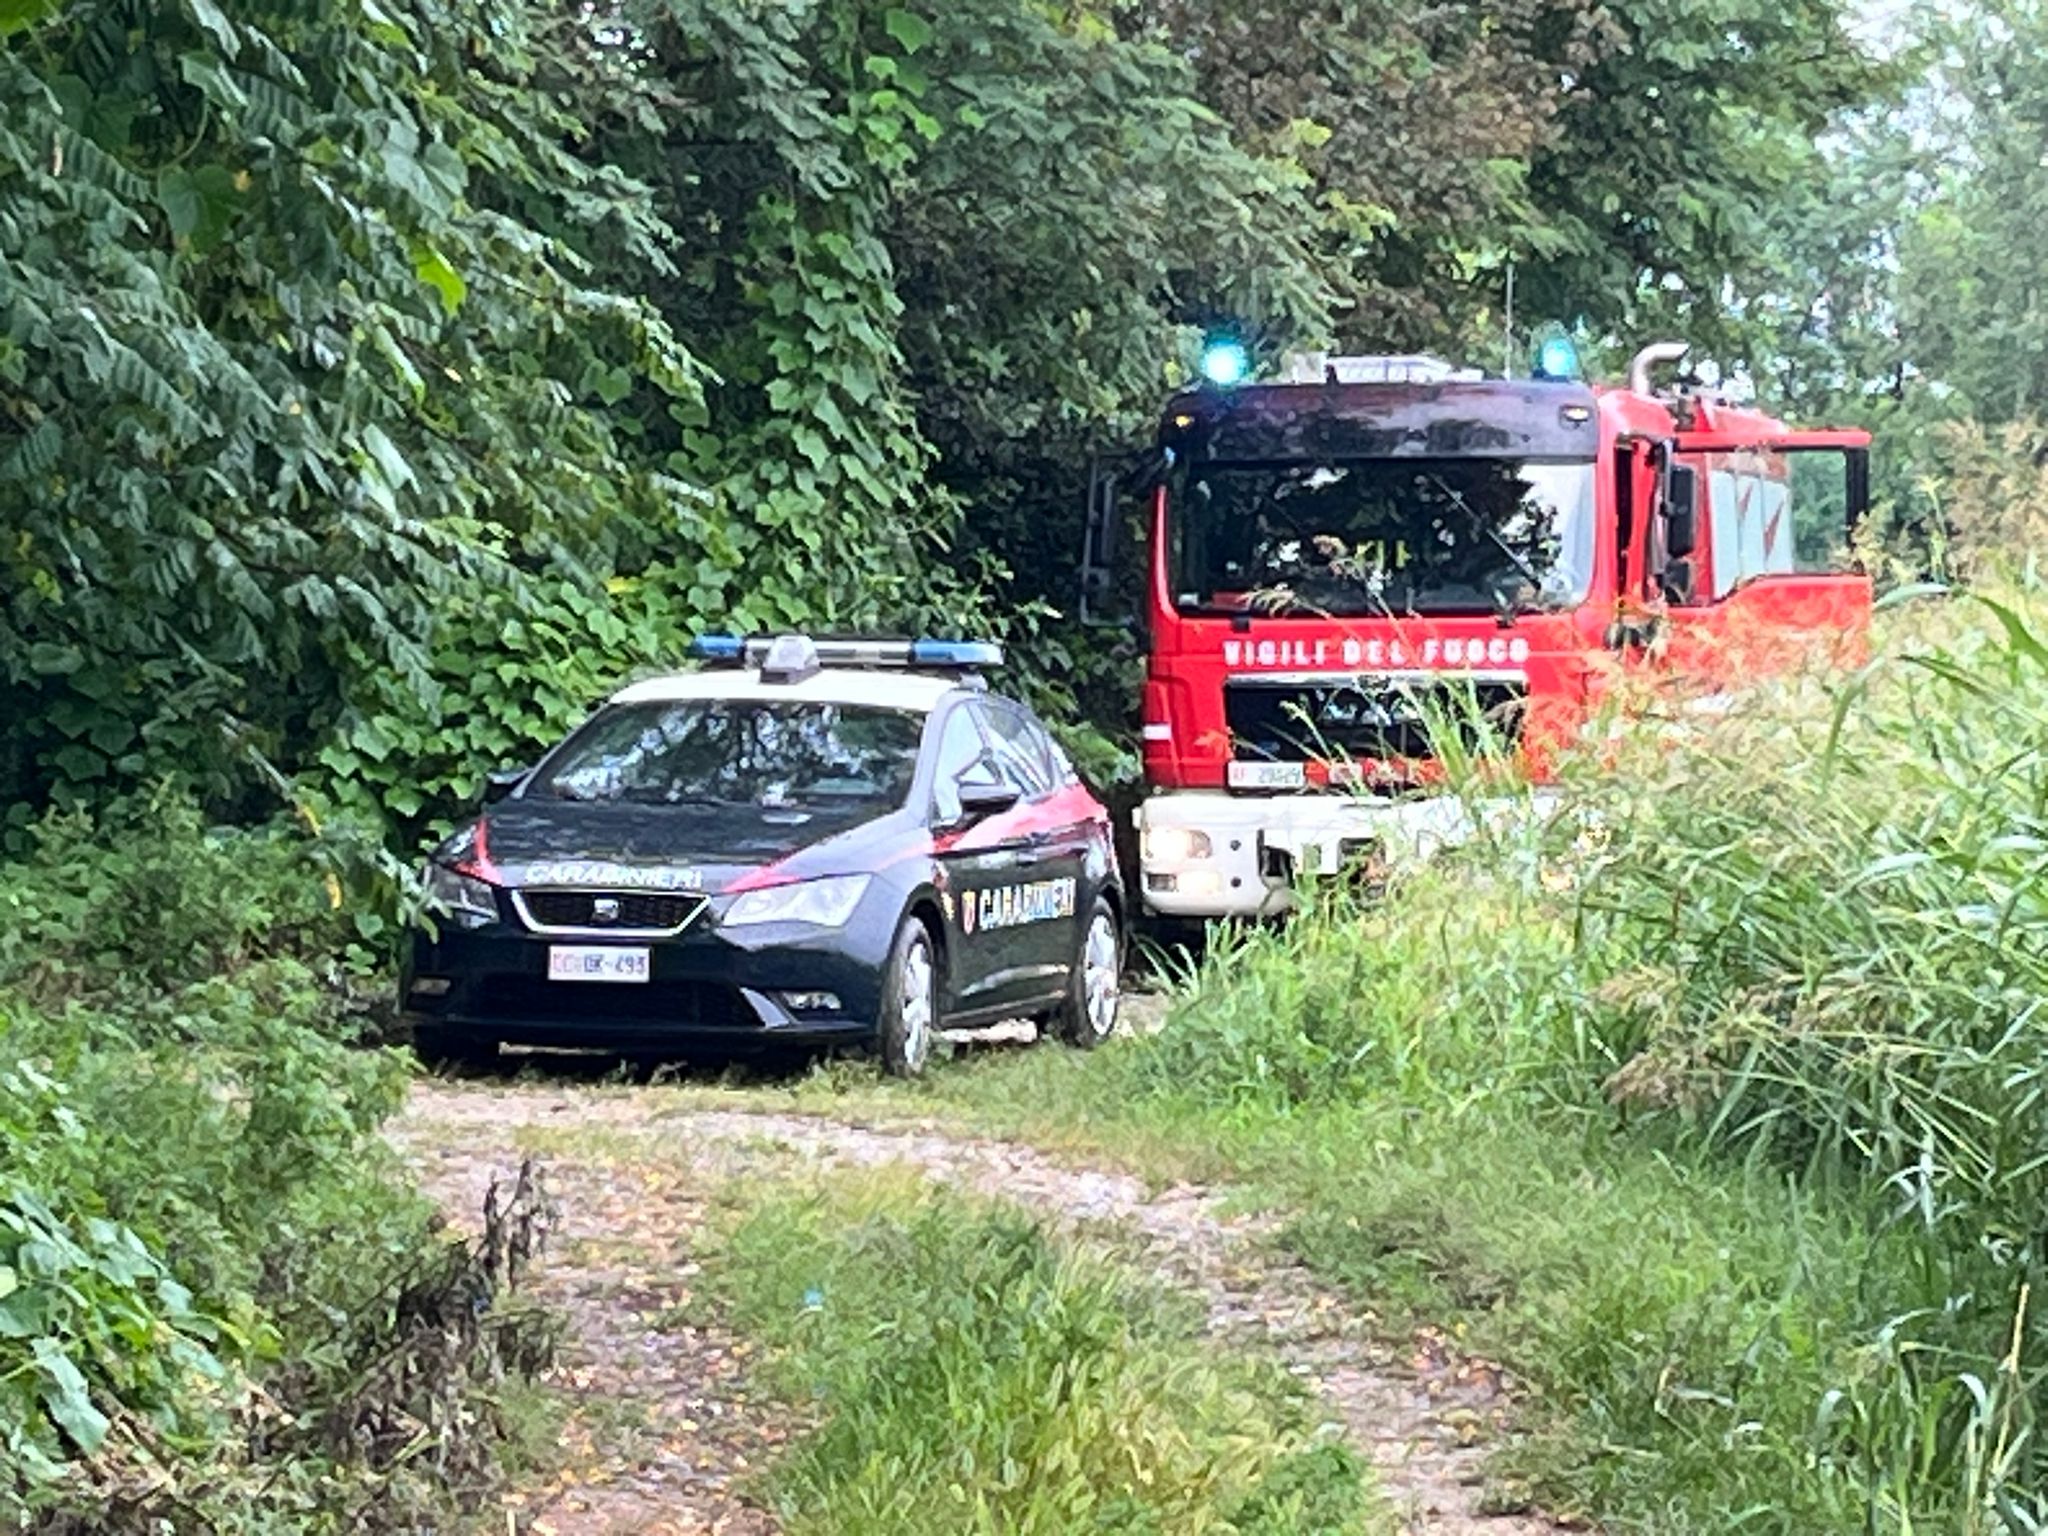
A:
[697,1168,1375,1535]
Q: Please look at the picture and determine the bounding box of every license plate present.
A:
[547,946,652,983]
[1227,760,1307,790]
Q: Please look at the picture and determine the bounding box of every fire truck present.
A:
[1082,340,1873,919]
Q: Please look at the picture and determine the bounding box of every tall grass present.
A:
[1073,582,2048,1528]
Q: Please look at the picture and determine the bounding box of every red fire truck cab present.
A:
[1088,345,1872,919]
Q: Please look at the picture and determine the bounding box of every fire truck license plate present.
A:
[547,946,651,983]
[1228,761,1308,789]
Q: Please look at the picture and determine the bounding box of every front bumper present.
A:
[401,910,893,1050]
[1135,789,1553,918]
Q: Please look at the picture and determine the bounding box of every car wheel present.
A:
[879,916,941,1078]
[410,1023,499,1074]
[1053,898,1121,1049]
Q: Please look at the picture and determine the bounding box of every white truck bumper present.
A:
[1134,789,1555,918]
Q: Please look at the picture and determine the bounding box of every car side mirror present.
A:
[955,779,1020,823]
[481,766,528,805]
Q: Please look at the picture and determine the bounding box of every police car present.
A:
[401,635,1124,1075]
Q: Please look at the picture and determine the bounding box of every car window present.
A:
[978,701,1056,799]
[529,700,924,810]
[930,706,1000,824]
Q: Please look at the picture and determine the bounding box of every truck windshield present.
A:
[530,700,925,809]
[1173,458,1597,618]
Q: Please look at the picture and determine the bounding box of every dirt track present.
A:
[395,1072,1566,1535]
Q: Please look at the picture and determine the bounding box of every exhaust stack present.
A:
[1627,341,1689,397]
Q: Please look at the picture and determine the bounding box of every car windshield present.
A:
[529,700,925,810]
[1174,457,1597,617]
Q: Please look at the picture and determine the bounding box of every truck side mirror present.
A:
[1081,458,1119,624]
[1081,448,1170,627]
[1664,463,1699,560]
[1661,557,1695,604]
[1846,448,1870,532]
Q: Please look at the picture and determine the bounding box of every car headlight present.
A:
[723,874,872,929]
[424,864,500,929]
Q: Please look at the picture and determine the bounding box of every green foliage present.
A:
[0,803,541,1529]
[704,1171,1369,1534]
[0,0,1342,829]
[1,1059,233,1490]
[0,0,697,813]
[1896,0,2048,425]
[781,582,2048,1529]
[1136,0,1891,359]
[0,792,348,992]
[5,0,1915,836]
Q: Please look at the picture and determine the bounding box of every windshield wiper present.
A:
[1426,474,1548,608]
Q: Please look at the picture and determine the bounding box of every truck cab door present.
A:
[1666,429,1874,676]
[1609,436,1669,656]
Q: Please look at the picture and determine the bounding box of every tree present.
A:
[1896,0,2048,424]
[1135,0,1891,360]
[0,0,694,813]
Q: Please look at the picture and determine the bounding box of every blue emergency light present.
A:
[1199,338,1252,387]
[908,639,1004,668]
[1531,326,1583,382]
[688,634,1003,673]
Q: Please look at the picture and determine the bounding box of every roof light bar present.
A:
[1281,352,1483,385]
[758,634,823,684]
[687,634,1004,673]
[908,639,1003,669]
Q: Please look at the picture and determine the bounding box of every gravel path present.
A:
[395,1078,1569,1535]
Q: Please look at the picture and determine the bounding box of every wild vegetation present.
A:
[2,0,1923,834]
[748,566,2044,1530]
[0,806,552,1529]
[11,0,2048,1527]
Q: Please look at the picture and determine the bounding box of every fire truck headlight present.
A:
[1144,827,1213,866]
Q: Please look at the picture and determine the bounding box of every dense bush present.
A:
[0,803,545,1530]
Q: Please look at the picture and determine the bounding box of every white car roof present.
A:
[608,666,968,715]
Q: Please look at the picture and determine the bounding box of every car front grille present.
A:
[515,890,707,934]
[1225,676,1527,770]
[476,975,748,1028]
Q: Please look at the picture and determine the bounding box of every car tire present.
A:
[410,1023,499,1074]
[1053,898,1121,1049]
[878,915,941,1078]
